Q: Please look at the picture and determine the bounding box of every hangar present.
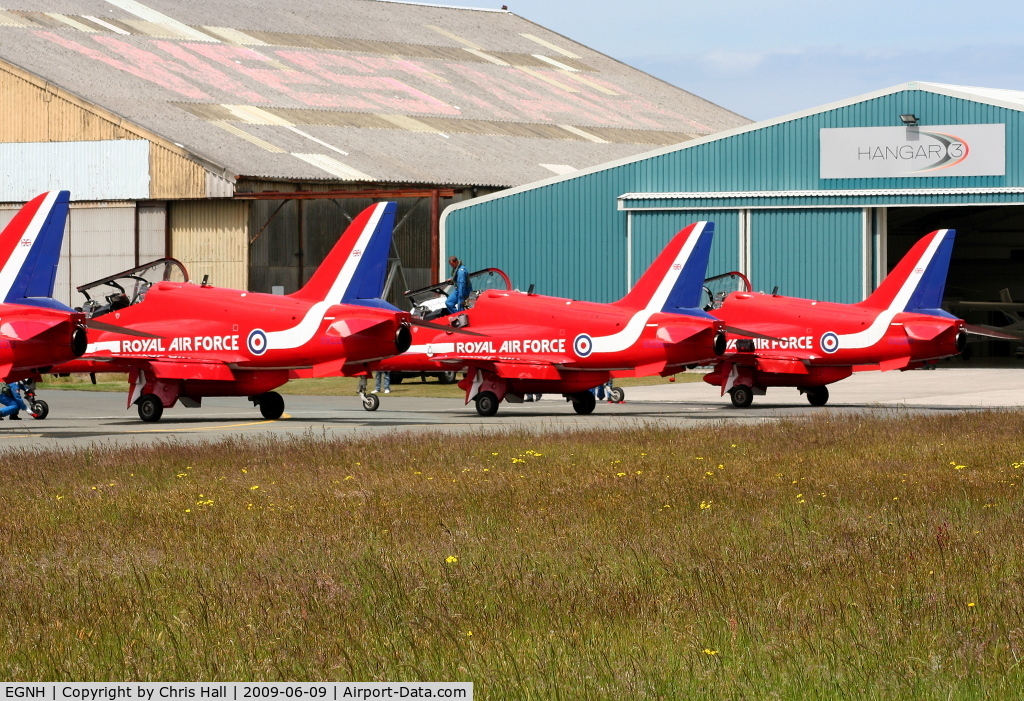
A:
[0,0,747,308]
[443,81,1024,352]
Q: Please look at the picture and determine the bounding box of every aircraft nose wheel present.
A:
[475,391,499,417]
[570,391,597,415]
[29,400,48,420]
[137,394,164,422]
[804,386,829,406]
[729,385,754,408]
[361,393,379,411]
[608,387,625,403]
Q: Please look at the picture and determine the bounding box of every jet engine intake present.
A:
[956,330,967,353]
[714,332,727,356]
[395,325,412,354]
[72,325,89,357]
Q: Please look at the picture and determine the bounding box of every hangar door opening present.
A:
[886,205,1024,357]
[629,210,740,292]
[750,208,865,304]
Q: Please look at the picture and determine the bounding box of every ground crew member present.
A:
[446,256,471,314]
[0,381,27,420]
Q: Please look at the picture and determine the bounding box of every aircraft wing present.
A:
[430,354,572,381]
[951,301,1024,312]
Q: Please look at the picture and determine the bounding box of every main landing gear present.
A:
[729,385,754,408]
[475,391,499,417]
[802,386,829,407]
[137,394,163,422]
[253,391,285,419]
[569,391,596,415]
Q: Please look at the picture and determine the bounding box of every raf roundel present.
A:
[573,333,593,358]
[820,331,840,354]
[247,328,268,356]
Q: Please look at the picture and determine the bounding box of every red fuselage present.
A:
[57,281,410,400]
[704,292,965,390]
[379,288,722,398]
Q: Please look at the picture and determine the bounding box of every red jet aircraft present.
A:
[375,221,753,416]
[0,191,89,382]
[56,202,423,422]
[703,228,1000,407]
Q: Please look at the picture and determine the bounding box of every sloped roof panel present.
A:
[0,0,750,186]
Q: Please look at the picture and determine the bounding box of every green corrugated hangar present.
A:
[442,82,1024,332]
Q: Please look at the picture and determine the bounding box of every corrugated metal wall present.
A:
[630,210,740,289]
[750,209,864,302]
[170,200,248,290]
[247,190,459,307]
[0,60,222,199]
[445,88,1024,303]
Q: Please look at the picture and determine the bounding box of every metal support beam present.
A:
[234,188,457,201]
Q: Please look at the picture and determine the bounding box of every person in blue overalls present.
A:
[0,381,27,420]
[445,256,472,314]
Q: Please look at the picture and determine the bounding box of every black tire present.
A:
[571,391,597,415]
[806,386,829,407]
[257,391,285,419]
[437,370,458,384]
[730,385,754,408]
[609,387,625,403]
[30,400,48,420]
[137,394,163,422]
[362,393,379,411]
[475,391,499,417]
[389,372,404,385]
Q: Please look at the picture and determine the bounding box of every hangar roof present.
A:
[0,0,750,187]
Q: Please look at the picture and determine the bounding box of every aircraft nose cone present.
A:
[71,325,88,357]
[395,324,412,354]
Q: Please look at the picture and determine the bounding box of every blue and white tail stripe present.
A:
[0,191,71,310]
[839,229,955,350]
[592,221,716,354]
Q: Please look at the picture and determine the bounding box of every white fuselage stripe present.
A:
[0,191,59,300]
[836,229,948,350]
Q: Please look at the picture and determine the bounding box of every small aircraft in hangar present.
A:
[55,201,471,422]
[375,221,772,417]
[0,191,149,391]
[702,228,1012,408]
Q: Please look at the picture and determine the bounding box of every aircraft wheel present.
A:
[475,391,499,417]
[729,385,754,408]
[30,400,48,420]
[438,370,458,384]
[571,391,597,415]
[137,394,163,423]
[609,387,625,403]
[389,372,404,385]
[257,391,285,419]
[362,393,380,411]
[806,386,829,407]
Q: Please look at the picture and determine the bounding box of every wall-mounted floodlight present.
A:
[900,114,919,126]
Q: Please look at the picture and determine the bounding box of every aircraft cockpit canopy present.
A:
[703,271,752,311]
[406,267,512,320]
[77,258,190,318]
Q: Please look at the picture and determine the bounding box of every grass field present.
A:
[3,411,1024,696]
[38,372,701,397]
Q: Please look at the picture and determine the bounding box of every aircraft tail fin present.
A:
[0,191,71,311]
[859,228,956,317]
[290,201,399,309]
[615,221,716,318]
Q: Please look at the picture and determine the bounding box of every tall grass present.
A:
[2,411,1023,697]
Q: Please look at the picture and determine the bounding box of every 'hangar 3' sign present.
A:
[820,124,1005,179]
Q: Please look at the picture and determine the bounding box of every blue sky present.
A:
[432,0,1024,121]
